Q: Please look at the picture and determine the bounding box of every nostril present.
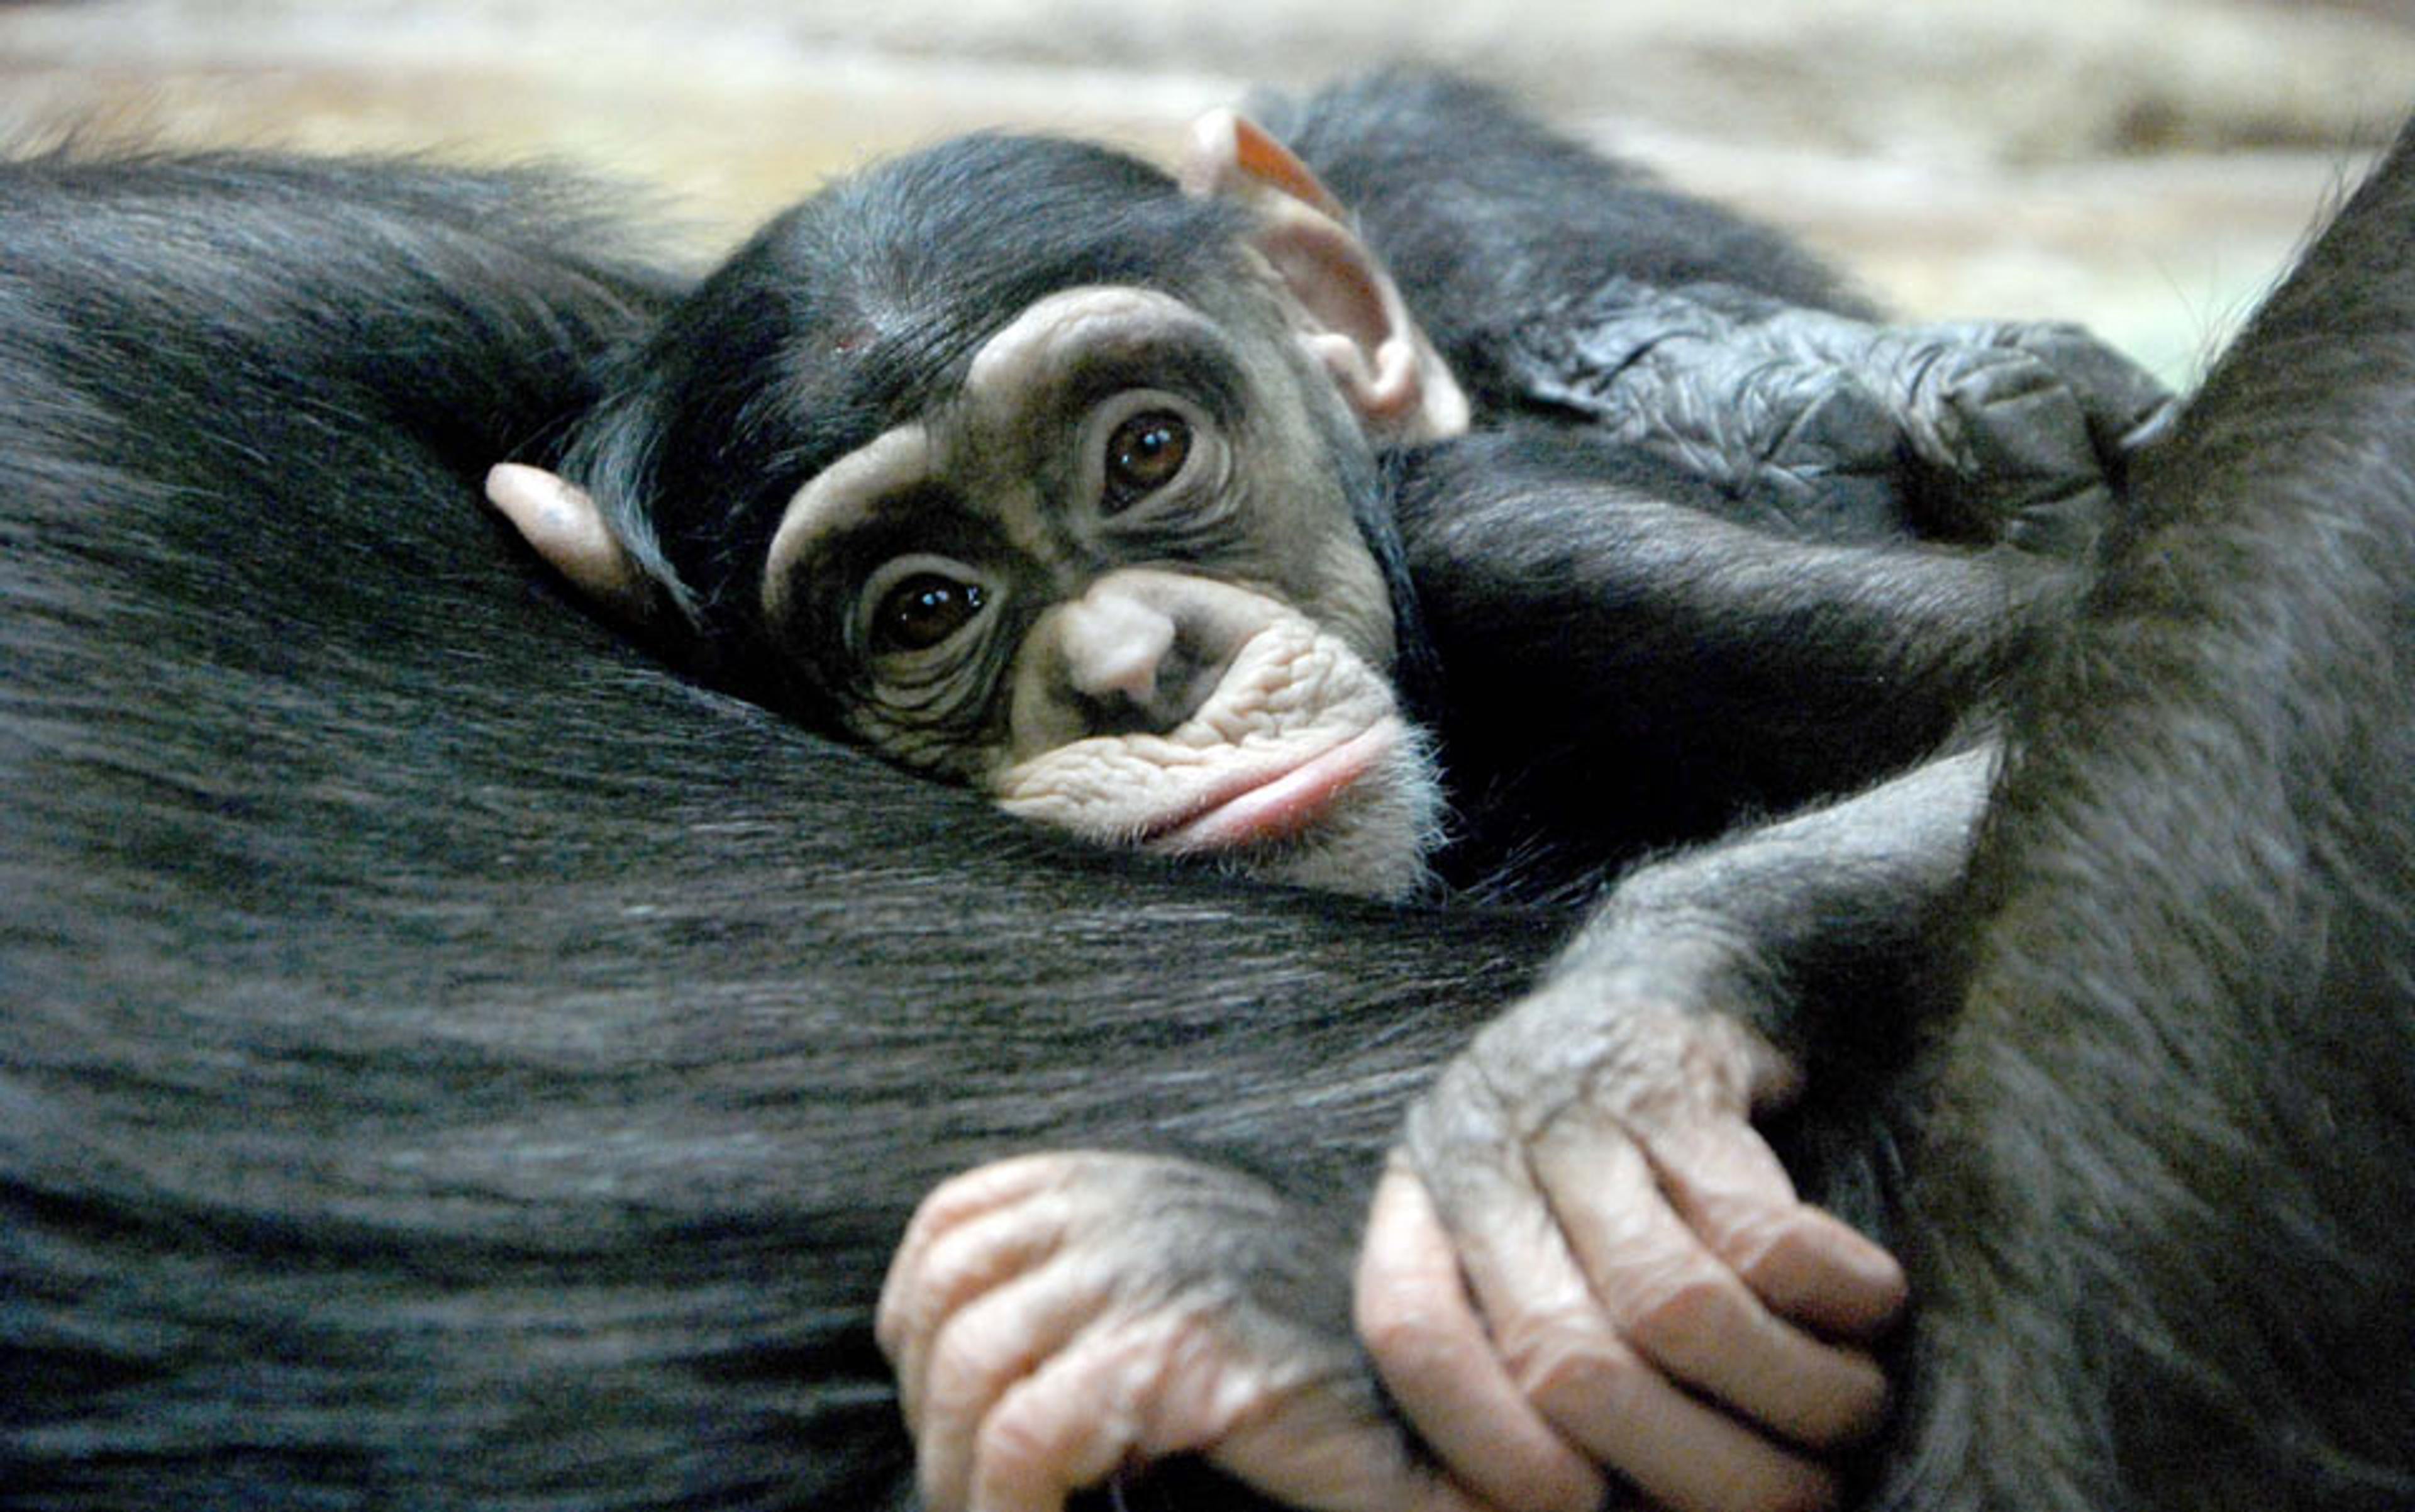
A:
[1070,687,1166,738]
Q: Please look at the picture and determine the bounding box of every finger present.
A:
[1214,1371,1509,1512]
[962,1331,1135,1512]
[1706,1205,1907,1343]
[971,1308,1490,1512]
[1645,1109,1909,1340]
[1356,1165,1606,1512]
[916,1259,1109,1512]
[1429,1145,1839,1512]
[879,1165,1075,1422]
[888,1203,1073,1434]
[1999,321,2174,450]
[1531,1118,1889,1451]
[880,1155,1068,1357]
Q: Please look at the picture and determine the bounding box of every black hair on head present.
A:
[561,133,1250,642]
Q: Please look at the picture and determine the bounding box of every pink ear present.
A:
[484,462,657,621]
[1180,108,1348,219]
[1180,109,1472,444]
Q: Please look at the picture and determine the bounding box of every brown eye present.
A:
[1102,410,1191,512]
[872,572,985,653]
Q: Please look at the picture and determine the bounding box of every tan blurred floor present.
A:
[3,0,2409,384]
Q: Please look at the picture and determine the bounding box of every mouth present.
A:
[1142,722,1396,853]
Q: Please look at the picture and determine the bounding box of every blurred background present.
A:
[3,0,2410,386]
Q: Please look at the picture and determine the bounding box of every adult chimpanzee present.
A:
[486,72,2161,1511]
[2,84,2410,1512]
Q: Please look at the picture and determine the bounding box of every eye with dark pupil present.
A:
[1103,411,1191,509]
[874,573,985,653]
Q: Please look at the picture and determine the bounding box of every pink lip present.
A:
[1146,724,1393,852]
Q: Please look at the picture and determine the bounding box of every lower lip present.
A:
[1150,724,1394,852]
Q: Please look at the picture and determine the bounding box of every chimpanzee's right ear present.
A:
[484,462,662,625]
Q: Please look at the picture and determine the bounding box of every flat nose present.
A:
[1059,586,1177,709]
[1008,574,1233,759]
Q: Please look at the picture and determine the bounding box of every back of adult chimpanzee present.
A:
[1885,124,2415,1510]
[0,150,1549,1506]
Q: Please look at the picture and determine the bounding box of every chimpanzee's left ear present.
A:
[1180,108,1469,443]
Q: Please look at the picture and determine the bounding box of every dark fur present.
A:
[1252,70,1877,411]
[3,94,2412,1512]
[0,147,1547,1508]
[1394,428,2045,887]
[1880,123,2415,1511]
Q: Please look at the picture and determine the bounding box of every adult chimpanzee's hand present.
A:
[879,1151,1587,1512]
[1358,992,1906,1512]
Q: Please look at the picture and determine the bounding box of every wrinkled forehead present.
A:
[770,155,1250,446]
[774,255,1265,469]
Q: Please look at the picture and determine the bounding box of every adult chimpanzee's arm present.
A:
[1374,429,2024,1506]
[1883,116,2415,1512]
[1397,431,2050,880]
[1374,104,2415,1512]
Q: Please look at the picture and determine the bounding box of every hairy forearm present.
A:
[1550,743,1997,1048]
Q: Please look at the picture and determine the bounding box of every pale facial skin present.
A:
[753,284,1448,901]
[489,108,1906,1512]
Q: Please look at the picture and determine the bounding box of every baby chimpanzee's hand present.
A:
[879,1151,1562,1512]
[1504,277,2172,563]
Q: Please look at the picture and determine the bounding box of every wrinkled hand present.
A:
[1868,314,2172,560]
[879,1151,1525,1512]
[1506,278,2173,562]
[1357,991,1907,1512]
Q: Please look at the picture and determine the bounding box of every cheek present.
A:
[1227,377,1397,665]
[1301,531,1397,670]
[1237,453,1396,672]
[1228,473,1394,667]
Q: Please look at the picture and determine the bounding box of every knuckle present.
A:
[917,1156,1043,1228]
[1625,1272,1749,1367]
[973,1394,1074,1492]
[880,1225,1032,1359]
[1496,1309,1638,1410]
[1355,1299,1463,1386]
[894,1157,1063,1267]
[920,1317,1038,1423]
[1729,1208,1828,1284]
